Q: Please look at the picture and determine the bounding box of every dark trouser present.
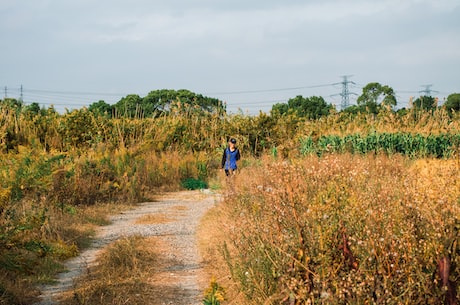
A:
[225,168,236,176]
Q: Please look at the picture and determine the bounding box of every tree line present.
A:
[2,84,459,120]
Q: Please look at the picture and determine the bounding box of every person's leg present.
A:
[226,169,235,194]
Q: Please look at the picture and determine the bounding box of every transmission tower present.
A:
[332,75,357,110]
[419,84,438,96]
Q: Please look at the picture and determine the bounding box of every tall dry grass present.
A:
[299,107,459,138]
[0,145,215,303]
[1,100,459,303]
[2,100,459,158]
[59,235,158,305]
[215,155,459,304]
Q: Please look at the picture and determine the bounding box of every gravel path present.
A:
[35,190,219,305]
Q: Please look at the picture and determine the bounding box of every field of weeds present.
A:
[209,155,459,304]
[1,98,459,304]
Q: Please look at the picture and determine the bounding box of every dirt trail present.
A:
[35,190,219,305]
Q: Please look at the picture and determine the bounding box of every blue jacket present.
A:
[221,147,241,170]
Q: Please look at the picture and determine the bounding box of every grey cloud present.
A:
[1,0,459,113]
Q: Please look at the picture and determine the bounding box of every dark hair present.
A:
[230,138,237,144]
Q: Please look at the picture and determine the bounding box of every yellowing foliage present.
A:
[218,155,459,304]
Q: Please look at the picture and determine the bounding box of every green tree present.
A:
[114,94,143,118]
[23,102,41,115]
[443,93,460,113]
[412,96,436,110]
[145,89,225,114]
[142,89,178,115]
[114,89,226,118]
[271,96,333,119]
[357,82,397,113]
[89,100,113,117]
[341,105,362,115]
[271,102,289,115]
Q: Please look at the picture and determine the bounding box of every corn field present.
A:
[300,132,459,158]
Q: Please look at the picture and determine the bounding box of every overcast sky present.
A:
[1,0,459,113]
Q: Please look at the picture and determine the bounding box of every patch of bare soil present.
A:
[35,190,219,305]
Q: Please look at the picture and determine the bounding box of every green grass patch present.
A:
[181,177,208,190]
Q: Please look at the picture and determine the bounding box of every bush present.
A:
[181,177,208,190]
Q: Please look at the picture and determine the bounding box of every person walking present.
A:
[221,137,241,176]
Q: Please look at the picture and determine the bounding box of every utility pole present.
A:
[4,86,7,99]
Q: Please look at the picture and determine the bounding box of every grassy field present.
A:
[201,155,459,304]
[1,100,459,304]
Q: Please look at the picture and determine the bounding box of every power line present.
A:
[9,84,340,111]
[2,83,455,114]
[206,83,334,95]
[228,99,288,106]
[395,90,420,94]
[24,88,129,97]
